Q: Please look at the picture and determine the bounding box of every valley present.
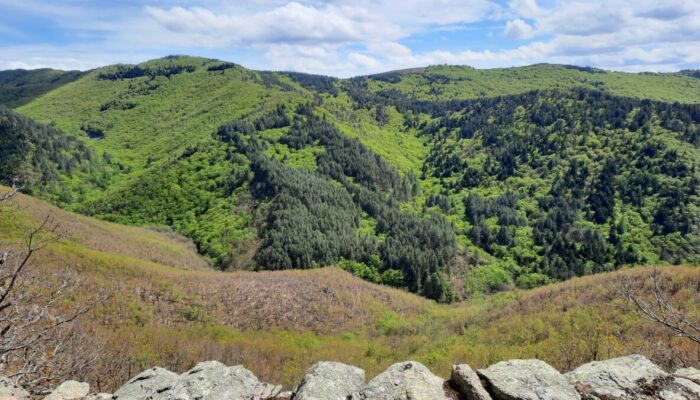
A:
[1,186,698,392]
[2,57,699,301]
[1,56,699,394]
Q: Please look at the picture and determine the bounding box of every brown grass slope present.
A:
[4,187,209,270]
[1,188,698,392]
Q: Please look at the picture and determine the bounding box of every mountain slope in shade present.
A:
[0,68,85,108]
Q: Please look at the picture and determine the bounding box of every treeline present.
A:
[280,110,417,199]
[0,107,95,190]
[416,89,700,281]
[214,105,457,301]
[207,62,240,72]
[97,64,196,80]
[285,72,339,96]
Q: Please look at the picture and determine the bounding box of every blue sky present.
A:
[0,0,698,76]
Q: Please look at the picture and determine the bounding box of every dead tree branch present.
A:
[0,183,101,394]
[617,267,700,345]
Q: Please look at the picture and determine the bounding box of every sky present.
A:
[0,0,699,77]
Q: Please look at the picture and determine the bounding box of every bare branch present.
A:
[0,190,100,394]
[0,179,19,203]
[617,267,700,345]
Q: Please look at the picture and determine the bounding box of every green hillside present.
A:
[362,64,700,103]
[0,68,85,108]
[6,57,700,301]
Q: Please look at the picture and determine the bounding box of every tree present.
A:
[588,159,616,223]
[0,183,100,394]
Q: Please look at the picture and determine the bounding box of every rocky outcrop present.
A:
[112,367,179,400]
[169,361,260,400]
[9,354,700,400]
[451,364,492,400]
[565,355,669,399]
[44,381,90,400]
[112,361,281,400]
[293,361,364,400]
[478,359,581,400]
[356,361,450,400]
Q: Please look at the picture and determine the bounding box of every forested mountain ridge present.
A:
[3,56,700,301]
[360,64,700,103]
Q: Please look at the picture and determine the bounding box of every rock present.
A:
[112,367,179,400]
[168,361,260,400]
[675,368,700,385]
[111,362,280,400]
[252,382,283,399]
[565,354,668,400]
[357,361,449,400]
[660,376,700,400]
[478,359,580,400]
[44,380,90,400]
[0,377,30,400]
[451,364,492,400]
[85,394,113,400]
[271,391,292,400]
[294,361,365,400]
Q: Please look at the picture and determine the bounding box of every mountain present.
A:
[360,64,700,103]
[2,186,698,392]
[3,56,700,302]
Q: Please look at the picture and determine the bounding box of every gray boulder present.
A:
[293,361,365,400]
[44,381,90,400]
[0,376,30,400]
[357,361,449,400]
[565,354,668,400]
[168,361,260,400]
[451,364,492,400]
[478,359,580,400]
[675,368,700,385]
[112,367,179,400]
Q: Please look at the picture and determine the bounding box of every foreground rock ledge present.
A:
[5,355,699,400]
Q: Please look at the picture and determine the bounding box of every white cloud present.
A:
[508,0,543,19]
[0,0,699,76]
[504,19,534,39]
[347,52,382,70]
[145,2,403,46]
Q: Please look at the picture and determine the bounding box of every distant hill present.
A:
[360,64,700,103]
[0,68,85,108]
[3,56,700,302]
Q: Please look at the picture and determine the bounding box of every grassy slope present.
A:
[4,186,208,270]
[2,188,698,391]
[368,64,700,103]
[0,68,85,108]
